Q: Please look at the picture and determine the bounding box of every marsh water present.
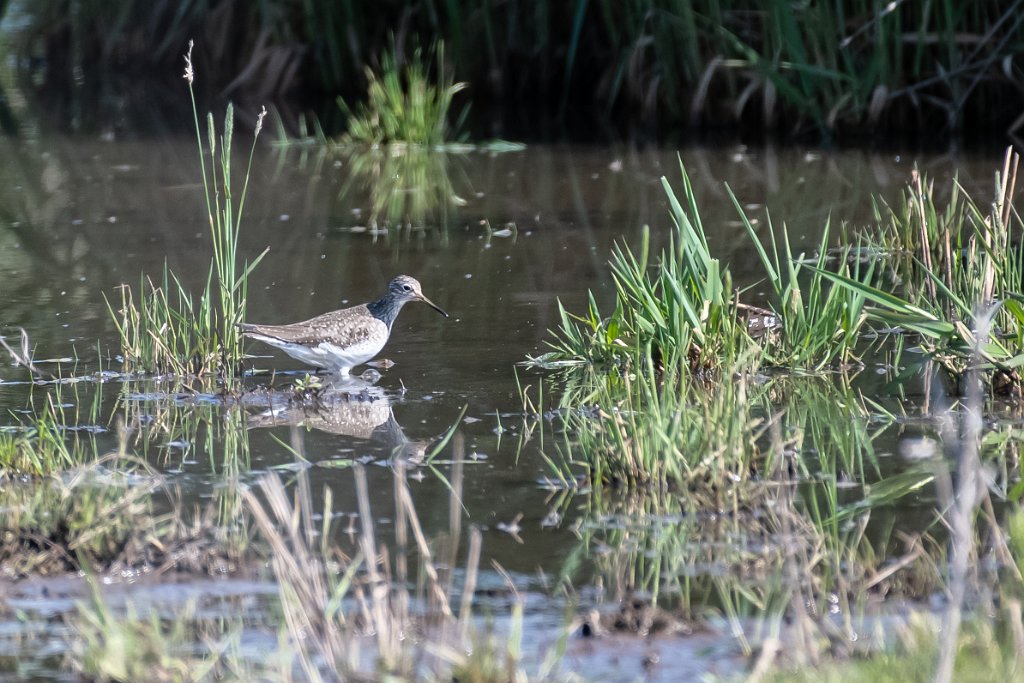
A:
[0,136,1015,680]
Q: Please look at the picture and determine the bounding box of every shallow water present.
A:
[0,135,1014,679]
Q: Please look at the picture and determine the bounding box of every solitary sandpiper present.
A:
[239,275,448,374]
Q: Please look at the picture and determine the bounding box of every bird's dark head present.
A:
[388,275,448,317]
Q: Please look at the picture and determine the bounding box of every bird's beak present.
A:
[418,293,449,318]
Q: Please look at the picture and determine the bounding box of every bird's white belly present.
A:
[278,336,387,374]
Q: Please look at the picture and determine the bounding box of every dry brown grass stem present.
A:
[395,468,452,617]
[914,170,938,303]
[240,474,340,678]
[237,432,513,680]
[934,306,992,683]
[459,527,483,641]
[0,327,49,379]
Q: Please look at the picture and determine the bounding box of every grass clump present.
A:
[69,580,266,683]
[1,462,250,578]
[111,42,266,378]
[761,614,1024,683]
[340,42,467,147]
[0,381,113,479]
[533,159,874,375]
[541,369,922,509]
[0,394,250,577]
[537,163,745,373]
[551,374,952,661]
[537,150,1024,393]
[0,465,154,576]
[738,212,871,369]
[821,150,1024,390]
[0,404,77,478]
[72,598,212,683]
[552,366,761,495]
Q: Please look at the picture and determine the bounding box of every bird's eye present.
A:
[403,284,412,291]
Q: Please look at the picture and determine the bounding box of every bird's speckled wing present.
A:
[240,305,383,347]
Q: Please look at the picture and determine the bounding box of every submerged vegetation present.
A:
[0,396,81,477]
[523,353,1024,681]
[547,367,761,494]
[0,435,244,578]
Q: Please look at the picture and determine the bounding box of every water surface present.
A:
[0,136,1011,680]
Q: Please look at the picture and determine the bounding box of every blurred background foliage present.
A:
[2,0,1024,141]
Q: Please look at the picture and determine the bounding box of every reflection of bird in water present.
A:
[244,375,427,462]
[239,275,448,374]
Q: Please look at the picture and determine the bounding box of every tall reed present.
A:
[111,42,266,378]
[10,2,1024,136]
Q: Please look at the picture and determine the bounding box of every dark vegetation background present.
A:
[1,0,1024,143]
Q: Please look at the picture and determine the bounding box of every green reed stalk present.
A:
[186,41,268,373]
[110,41,266,377]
